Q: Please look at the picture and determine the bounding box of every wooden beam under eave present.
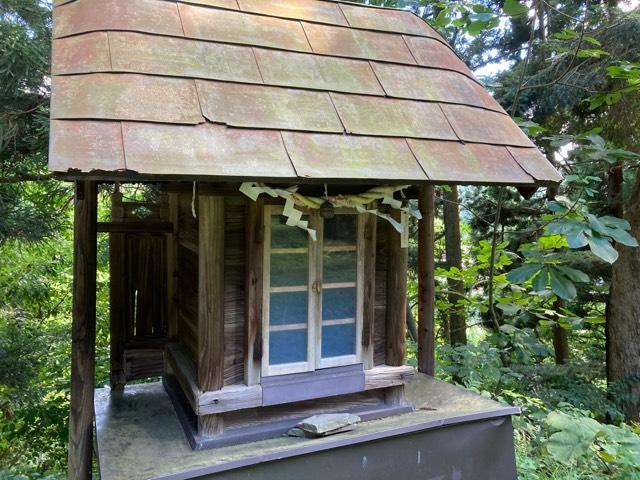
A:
[68,180,98,480]
[386,210,408,367]
[197,196,225,435]
[418,185,436,375]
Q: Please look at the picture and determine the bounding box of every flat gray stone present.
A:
[297,413,361,435]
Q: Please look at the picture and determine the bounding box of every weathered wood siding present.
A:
[223,197,246,386]
[175,193,246,387]
[374,218,388,366]
[177,193,199,364]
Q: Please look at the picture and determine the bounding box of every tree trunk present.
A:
[417,185,436,375]
[552,325,570,365]
[607,170,640,421]
[443,186,467,346]
[546,186,570,365]
[606,161,624,382]
[552,298,569,365]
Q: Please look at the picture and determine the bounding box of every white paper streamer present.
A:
[239,182,419,240]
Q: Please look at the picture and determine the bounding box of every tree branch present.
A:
[0,173,55,184]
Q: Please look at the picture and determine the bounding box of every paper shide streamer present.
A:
[239,182,422,240]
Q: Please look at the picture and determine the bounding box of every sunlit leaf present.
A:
[503,0,528,16]
[507,263,542,284]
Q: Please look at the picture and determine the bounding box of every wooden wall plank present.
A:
[385,210,407,366]
[418,185,436,375]
[361,212,377,370]
[374,218,388,365]
[178,191,199,251]
[167,192,179,339]
[197,196,225,393]
[68,180,98,480]
[244,198,264,385]
[224,197,246,385]
[177,242,199,364]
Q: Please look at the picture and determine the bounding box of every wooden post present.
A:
[109,185,126,392]
[386,210,407,367]
[68,181,98,480]
[418,185,436,375]
[361,213,377,370]
[245,198,263,386]
[198,195,225,436]
[166,192,179,340]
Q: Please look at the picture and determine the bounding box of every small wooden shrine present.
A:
[48,0,561,478]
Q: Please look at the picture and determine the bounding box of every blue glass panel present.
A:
[270,291,307,326]
[270,329,307,365]
[322,287,356,321]
[271,252,308,287]
[322,323,356,358]
[324,215,356,246]
[323,251,356,283]
[271,215,308,248]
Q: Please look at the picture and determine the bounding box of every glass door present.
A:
[262,206,315,376]
[318,213,362,369]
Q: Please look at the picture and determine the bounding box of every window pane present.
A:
[270,329,307,365]
[270,291,307,326]
[322,287,356,321]
[324,215,356,246]
[322,324,356,358]
[271,252,308,287]
[271,215,308,248]
[323,251,356,283]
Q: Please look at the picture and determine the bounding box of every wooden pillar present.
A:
[68,180,98,480]
[109,185,126,392]
[166,192,179,340]
[198,195,225,436]
[386,210,407,367]
[245,198,263,386]
[418,185,436,375]
[361,213,377,370]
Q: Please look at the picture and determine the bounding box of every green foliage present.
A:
[589,62,640,110]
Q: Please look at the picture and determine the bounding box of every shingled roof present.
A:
[48,0,562,186]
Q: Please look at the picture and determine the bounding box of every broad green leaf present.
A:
[587,234,619,264]
[577,48,610,58]
[500,324,518,334]
[547,430,594,463]
[538,234,568,250]
[582,36,602,47]
[566,230,589,249]
[556,266,589,283]
[553,31,578,40]
[507,263,542,284]
[606,228,639,246]
[533,267,549,292]
[545,412,601,463]
[469,12,495,22]
[496,303,523,315]
[434,9,450,27]
[467,20,487,36]
[549,268,577,300]
[584,316,606,324]
[503,0,528,16]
